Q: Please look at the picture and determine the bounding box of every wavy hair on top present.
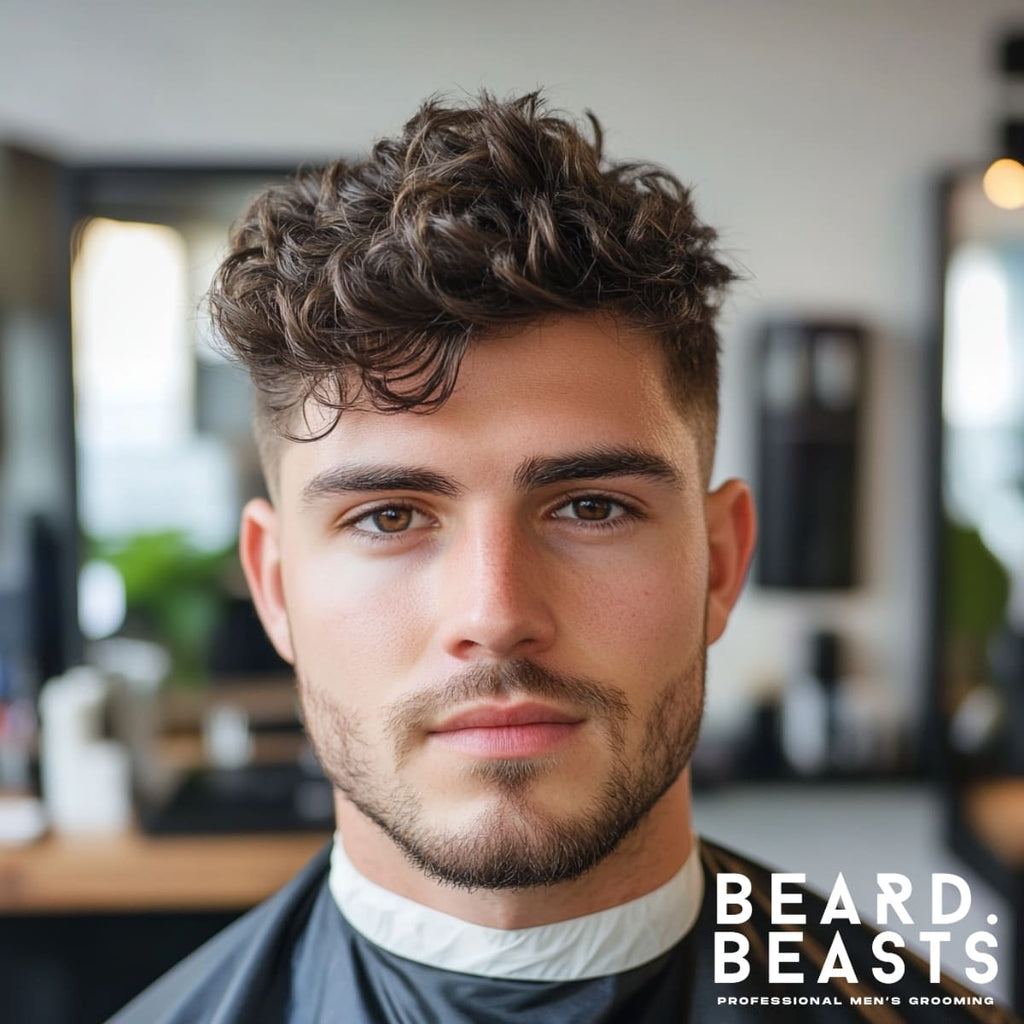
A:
[208,91,736,478]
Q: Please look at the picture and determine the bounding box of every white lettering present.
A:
[871,931,906,984]
[771,874,806,925]
[817,932,857,983]
[821,872,860,924]
[965,931,998,985]
[876,874,913,925]
[717,874,752,924]
[769,931,804,983]
[919,931,951,983]
[932,874,971,924]
[715,931,750,982]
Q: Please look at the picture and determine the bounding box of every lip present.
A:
[430,702,584,732]
[428,702,584,758]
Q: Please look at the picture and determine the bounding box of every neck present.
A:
[334,770,694,930]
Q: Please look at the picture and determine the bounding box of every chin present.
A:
[368,765,661,892]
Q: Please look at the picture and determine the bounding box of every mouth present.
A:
[427,702,585,758]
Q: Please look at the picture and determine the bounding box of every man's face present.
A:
[244,316,751,889]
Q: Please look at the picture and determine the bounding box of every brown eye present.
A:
[552,496,628,523]
[572,498,614,520]
[349,505,429,536]
[371,507,413,532]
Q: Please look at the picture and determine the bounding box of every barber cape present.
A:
[109,837,1018,1024]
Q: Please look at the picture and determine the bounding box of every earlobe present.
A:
[239,498,296,665]
[704,479,757,645]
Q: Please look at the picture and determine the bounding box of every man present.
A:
[112,93,1015,1023]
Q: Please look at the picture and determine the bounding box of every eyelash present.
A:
[337,493,646,543]
[338,503,432,543]
[548,493,646,530]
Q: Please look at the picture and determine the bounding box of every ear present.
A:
[239,497,295,664]
[704,479,757,645]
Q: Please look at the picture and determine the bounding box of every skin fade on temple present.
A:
[714,872,1000,986]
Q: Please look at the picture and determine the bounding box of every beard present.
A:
[297,647,705,892]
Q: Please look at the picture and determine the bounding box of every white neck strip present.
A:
[328,834,703,982]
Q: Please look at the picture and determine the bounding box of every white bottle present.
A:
[39,667,131,834]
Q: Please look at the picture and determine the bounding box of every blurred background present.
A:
[0,1,1022,1020]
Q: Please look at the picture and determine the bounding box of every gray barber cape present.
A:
[109,839,1018,1024]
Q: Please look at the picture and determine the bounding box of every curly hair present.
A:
[209,91,735,478]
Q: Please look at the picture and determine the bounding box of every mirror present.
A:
[69,168,289,680]
[937,168,1024,775]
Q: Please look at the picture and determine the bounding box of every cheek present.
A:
[281,544,429,691]
[573,537,708,671]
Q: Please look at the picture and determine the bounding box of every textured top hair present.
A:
[208,91,735,464]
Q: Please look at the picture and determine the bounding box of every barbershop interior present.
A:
[0,2,1022,1019]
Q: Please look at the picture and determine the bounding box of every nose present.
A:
[436,515,557,662]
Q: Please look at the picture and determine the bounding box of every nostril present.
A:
[440,600,557,661]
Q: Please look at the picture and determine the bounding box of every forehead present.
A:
[276,317,698,497]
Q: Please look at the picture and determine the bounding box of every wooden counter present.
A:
[961,777,1024,867]
[953,776,1024,1014]
[0,677,330,915]
[0,828,330,913]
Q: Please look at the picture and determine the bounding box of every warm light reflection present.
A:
[72,218,191,449]
[982,157,1024,210]
[71,216,241,549]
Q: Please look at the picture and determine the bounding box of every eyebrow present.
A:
[300,466,463,507]
[512,445,681,490]
[300,444,681,508]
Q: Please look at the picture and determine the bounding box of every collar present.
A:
[327,833,703,982]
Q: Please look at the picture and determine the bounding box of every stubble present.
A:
[297,652,705,891]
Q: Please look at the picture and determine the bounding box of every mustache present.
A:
[384,660,632,742]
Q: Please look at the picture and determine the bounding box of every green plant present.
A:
[88,531,238,688]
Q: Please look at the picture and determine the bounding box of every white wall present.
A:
[1,0,1019,736]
